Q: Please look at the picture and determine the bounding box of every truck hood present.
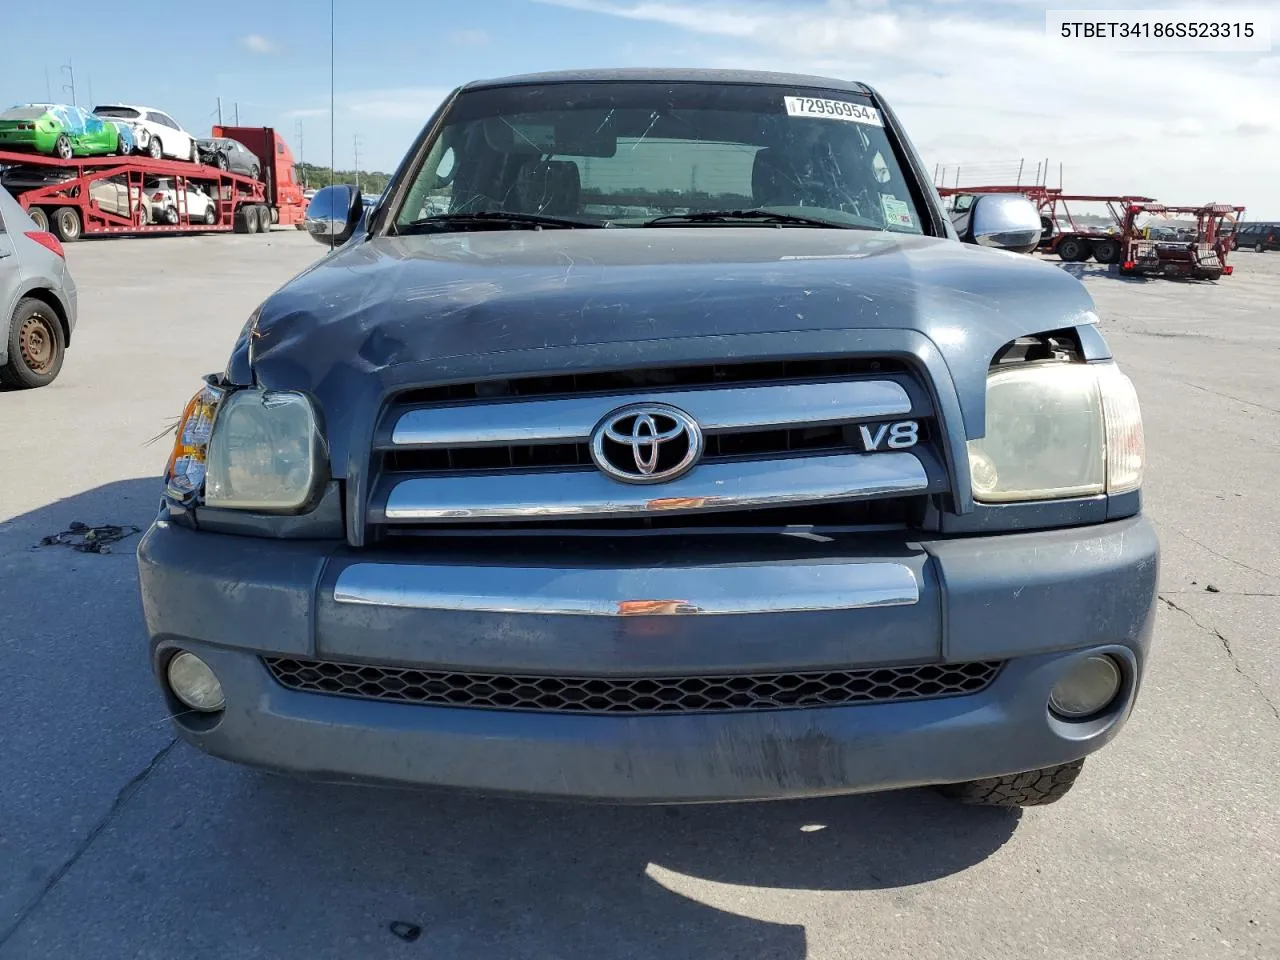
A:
[238,227,1103,474]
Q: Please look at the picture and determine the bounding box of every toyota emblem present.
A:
[589,403,704,484]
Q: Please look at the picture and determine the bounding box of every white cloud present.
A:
[240,33,278,55]
[447,28,490,46]
[539,0,1280,216]
[342,87,452,122]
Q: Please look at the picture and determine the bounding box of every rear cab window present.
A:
[391,80,932,235]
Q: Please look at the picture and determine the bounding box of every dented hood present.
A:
[238,227,1102,474]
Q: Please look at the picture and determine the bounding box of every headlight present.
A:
[967,360,1143,503]
[165,382,222,502]
[164,384,326,512]
[205,390,326,512]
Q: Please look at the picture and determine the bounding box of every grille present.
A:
[382,420,933,476]
[392,357,908,406]
[263,658,1002,715]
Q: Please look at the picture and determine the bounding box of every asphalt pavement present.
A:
[0,230,1276,959]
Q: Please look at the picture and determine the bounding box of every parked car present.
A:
[1231,221,1279,252]
[0,186,77,387]
[195,137,261,179]
[93,104,196,162]
[1,165,155,225]
[141,68,1155,810]
[147,177,217,225]
[0,104,134,159]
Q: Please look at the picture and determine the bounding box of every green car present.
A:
[0,103,134,159]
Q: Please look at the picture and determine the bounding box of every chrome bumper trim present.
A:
[386,380,912,448]
[377,452,929,522]
[333,561,920,615]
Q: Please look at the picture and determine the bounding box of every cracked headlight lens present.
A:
[204,390,326,512]
[968,360,1143,503]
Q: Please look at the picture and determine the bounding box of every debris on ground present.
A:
[36,521,141,554]
[388,921,422,943]
[1205,583,1220,593]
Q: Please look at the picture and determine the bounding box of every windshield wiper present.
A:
[397,212,603,233]
[642,209,860,229]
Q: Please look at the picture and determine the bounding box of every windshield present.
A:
[393,81,926,233]
[1,106,50,121]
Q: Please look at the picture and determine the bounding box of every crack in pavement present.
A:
[1159,595,1280,722]
[1173,530,1279,583]
[1176,379,1280,417]
[0,738,178,951]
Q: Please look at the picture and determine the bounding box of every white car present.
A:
[147,177,217,225]
[92,105,197,162]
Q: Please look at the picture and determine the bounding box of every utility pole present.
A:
[44,64,51,101]
[353,134,361,191]
[60,60,76,106]
[87,75,93,108]
[234,102,240,125]
[217,97,223,125]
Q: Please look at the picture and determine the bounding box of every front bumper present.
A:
[138,516,1159,802]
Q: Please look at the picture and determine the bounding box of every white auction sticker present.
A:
[783,96,883,126]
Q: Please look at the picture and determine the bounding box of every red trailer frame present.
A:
[939,185,1156,262]
[0,148,272,239]
[1117,203,1245,281]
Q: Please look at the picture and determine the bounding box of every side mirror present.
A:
[959,194,1042,254]
[304,184,363,247]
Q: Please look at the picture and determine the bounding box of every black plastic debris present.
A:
[1205,584,1220,593]
[37,521,141,555]
[389,921,422,943]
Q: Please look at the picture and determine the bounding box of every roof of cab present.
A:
[461,67,872,95]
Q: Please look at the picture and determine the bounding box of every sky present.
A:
[0,0,1275,216]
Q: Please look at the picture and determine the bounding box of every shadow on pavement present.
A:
[0,479,1020,959]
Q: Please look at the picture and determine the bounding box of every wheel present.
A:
[269,205,278,225]
[189,141,199,163]
[249,164,260,182]
[51,206,81,242]
[243,204,261,233]
[1092,239,1120,264]
[1,297,66,389]
[215,153,229,170]
[1057,237,1087,262]
[1255,242,1265,253]
[164,206,179,226]
[27,207,49,232]
[54,135,73,160]
[937,759,1085,807]
[203,204,217,226]
[149,137,163,160]
[137,204,149,226]
[116,133,129,155]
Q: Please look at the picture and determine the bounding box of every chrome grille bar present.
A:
[385,380,912,448]
[333,560,920,615]
[375,452,929,522]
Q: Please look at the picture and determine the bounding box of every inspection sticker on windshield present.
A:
[783,96,883,126]
[881,195,914,227]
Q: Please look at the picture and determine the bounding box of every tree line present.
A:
[294,162,392,196]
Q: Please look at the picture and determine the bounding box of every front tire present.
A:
[52,206,82,242]
[937,759,1085,807]
[203,205,217,226]
[54,135,73,160]
[149,137,163,160]
[2,297,66,389]
[1256,242,1265,253]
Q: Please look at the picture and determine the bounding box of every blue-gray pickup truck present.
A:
[138,69,1158,807]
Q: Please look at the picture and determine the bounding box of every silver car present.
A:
[0,187,78,387]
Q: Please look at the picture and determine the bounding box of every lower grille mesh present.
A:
[263,658,1002,715]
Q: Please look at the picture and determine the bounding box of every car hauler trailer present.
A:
[0,148,271,239]
[0,126,304,239]
[1118,203,1244,280]
[940,185,1156,263]
[210,125,307,228]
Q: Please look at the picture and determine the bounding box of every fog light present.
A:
[1049,654,1121,719]
[167,651,225,712]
